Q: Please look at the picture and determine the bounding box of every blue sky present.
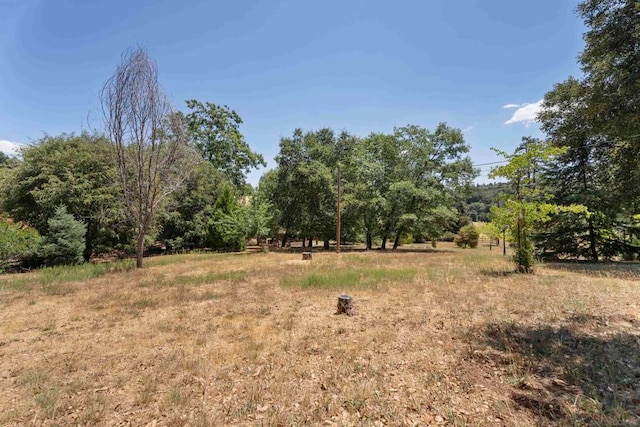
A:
[1,0,585,184]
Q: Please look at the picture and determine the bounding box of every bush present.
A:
[438,231,456,242]
[454,224,479,248]
[0,216,41,272]
[40,206,87,266]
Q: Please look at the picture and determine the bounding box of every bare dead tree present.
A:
[100,47,197,268]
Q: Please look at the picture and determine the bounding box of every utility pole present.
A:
[336,163,341,253]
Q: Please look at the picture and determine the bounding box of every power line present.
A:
[470,133,640,169]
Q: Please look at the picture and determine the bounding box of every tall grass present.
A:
[281,267,416,289]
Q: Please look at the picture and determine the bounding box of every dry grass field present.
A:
[0,243,639,426]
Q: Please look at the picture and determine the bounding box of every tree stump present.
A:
[336,294,355,316]
[302,252,312,260]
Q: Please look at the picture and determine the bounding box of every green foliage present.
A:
[465,183,506,222]
[475,222,501,241]
[246,194,273,242]
[438,231,456,242]
[281,267,416,289]
[490,138,587,273]
[536,1,640,260]
[159,162,226,250]
[207,184,246,252]
[40,206,87,266]
[0,216,41,272]
[185,99,265,187]
[454,224,479,248]
[267,124,476,250]
[2,133,126,259]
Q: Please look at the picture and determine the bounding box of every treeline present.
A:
[0,46,478,271]
[516,0,640,262]
[0,121,477,271]
[259,125,476,250]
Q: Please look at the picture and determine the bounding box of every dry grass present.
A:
[0,244,638,426]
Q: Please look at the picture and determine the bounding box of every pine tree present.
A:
[41,206,87,266]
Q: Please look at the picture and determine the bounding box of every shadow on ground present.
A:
[479,269,519,277]
[544,260,640,279]
[471,319,640,426]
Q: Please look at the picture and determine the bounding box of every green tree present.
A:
[490,138,586,273]
[40,206,87,266]
[0,216,41,272]
[208,183,247,252]
[270,128,343,248]
[185,99,266,187]
[267,124,475,250]
[2,133,126,259]
[537,77,621,260]
[363,124,475,250]
[535,0,640,259]
[159,162,226,250]
[454,224,479,248]
[0,153,20,214]
[256,169,283,239]
[246,192,273,244]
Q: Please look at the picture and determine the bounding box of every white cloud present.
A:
[0,140,22,155]
[502,103,520,109]
[504,100,543,126]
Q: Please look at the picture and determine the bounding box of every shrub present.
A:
[0,216,41,272]
[40,206,87,266]
[438,231,456,242]
[454,224,479,248]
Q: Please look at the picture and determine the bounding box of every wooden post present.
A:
[336,164,341,253]
[336,294,355,316]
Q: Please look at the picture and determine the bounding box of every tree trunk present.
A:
[281,231,289,248]
[136,229,145,268]
[307,238,312,248]
[84,220,98,261]
[381,236,387,250]
[302,237,306,248]
[393,233,401,250]
[323,239,330,250]
[588,216,599,261]
[366,231,372,251]
[336,294,355,316]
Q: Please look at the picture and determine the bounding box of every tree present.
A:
[40,206,87,266]
[0,152,20,215]
[158,162,226,251]
[578,0,640,143]
[2,133,126,260]
[101,47,198,268]
[535,1,640,260]
[185,100,265,187]
[490,138,586,273]
[265,124,475,251]
[208,183,247,252]
[361,124,475,250]
[454,224,479,248]
[246,192,273,245]
[270,128,340,248]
